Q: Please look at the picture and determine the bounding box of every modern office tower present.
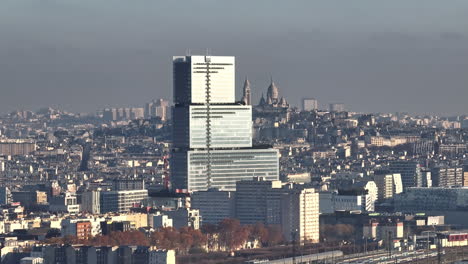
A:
[241,78,251,105]
[172,149,279,192]
[302,98,318,111]
[235,178,320,243]
[281,187,319,243]
[374,174,393,201]
[235,177,283,225]
[171,55,280,192]
[172,105,253,149]
[389,161,423,189]
[100,189,148,213]
[0,139,36,156]
[81,191,101,214]
[0,186,11,205]
[191,188,236,224]
[329,103,345,112]
[374,173,402,201]
[431,166,464,187]
[145,98,170,120]
[173,55,235,104]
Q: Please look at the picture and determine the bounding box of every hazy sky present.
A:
[1,0,468,115]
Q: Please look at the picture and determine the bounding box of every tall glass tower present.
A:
[171,55,279,192]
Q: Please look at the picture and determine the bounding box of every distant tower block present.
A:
[302,98,318,111]
[329,103,345,112]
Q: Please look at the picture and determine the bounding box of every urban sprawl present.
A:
[1,55,468,264]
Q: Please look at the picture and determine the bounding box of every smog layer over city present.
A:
[0,1,468,264]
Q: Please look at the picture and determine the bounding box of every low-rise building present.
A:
[164,208,201,230]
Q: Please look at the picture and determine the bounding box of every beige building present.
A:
[374,173,403,201]
[281,187,319,243]
[0,139,36,156]
[464,165,468,187]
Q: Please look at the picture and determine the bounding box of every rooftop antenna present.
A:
[185,49,191,56]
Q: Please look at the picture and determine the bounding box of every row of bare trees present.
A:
[44,219,284,254]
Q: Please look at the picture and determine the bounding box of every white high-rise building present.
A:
[145,99,170,121]
[302,98,318,111]
[374,173,403,201]
[173,56,235,104]
[281,187,319,243]
[234,178,320,243]
[171,55,279,192]
[329,103,345,112]
[173,105,252,149]
[81,191,101,214]
[374,174,394,201]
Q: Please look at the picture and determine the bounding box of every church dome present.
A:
[267,80,279,101]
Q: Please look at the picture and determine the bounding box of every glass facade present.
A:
[173,105,252,149]
[172,149,279,192]
[100,190,148,213]
[173,56,235,105]
[171,55,280,192]
[190,105,252,148]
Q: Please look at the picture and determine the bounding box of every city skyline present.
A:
[1,0,468,115]
[2,2,468,263]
